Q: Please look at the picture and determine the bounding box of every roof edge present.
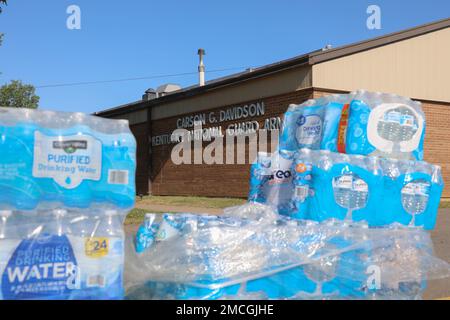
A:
[95,54,310,117]
[309,17,450,64]
[95,17,450,118]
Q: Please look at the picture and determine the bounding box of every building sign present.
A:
[151,101,282,146]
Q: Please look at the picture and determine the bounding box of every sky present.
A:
[0,0,449,114]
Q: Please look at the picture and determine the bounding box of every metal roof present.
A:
[95,17,450,117]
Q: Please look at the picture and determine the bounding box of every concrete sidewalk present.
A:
[424,208,450,299]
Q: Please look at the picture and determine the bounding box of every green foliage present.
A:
[0,80,40,109]
[0,1,7,13]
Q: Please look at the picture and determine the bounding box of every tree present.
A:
[0,80,40,109]
[0,1,7,14]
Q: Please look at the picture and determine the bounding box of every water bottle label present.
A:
[32,132,102,189]
[1,235,78,300]
[383,111,401,123]
[296,114,323,145]
[333,175,353,189]
[400,114,415,127]
[353,179,368,192]
[416,182,430,196]
[402,182,430,197]
[401,183,416,195]
[269,169,292,185]
[401,182,430,197]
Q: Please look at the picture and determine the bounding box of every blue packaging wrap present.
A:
[0,108,136,300]
[124,204,450,300]
[278,91,426,161]
[0,108,136,210]
[248,150,295,216]
[0,209,126,300]
[292,149,443,229]
[344,90,425,160]
[279,94,350,152]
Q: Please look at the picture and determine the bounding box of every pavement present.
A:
[126,205,450,300]
[424,208,450,299]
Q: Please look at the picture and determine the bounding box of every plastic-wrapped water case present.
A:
[0,209,126,300]
[278,90,425,161]
[0,108,137,210]
[345,90,426,160]
[124,204,450,300]
[292,149,443,229]
[279,94,351,152]
[248,150,296,215]
[0,108,136,300]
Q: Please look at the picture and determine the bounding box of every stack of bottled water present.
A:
[125,89,446,300]
[288,149,443,229]
[279,90,426,160]
[127,204,450,300]
[251,90,441,230]
[0,108,136,300]
[242,90,446,299]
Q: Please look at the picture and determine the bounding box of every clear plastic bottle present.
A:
[52,209,71,236]
[401,180,430,225]
[0,210,15,300]
[399,112,416,141]
[387,110,402,142]
[70,211,93,238]
[303,249,339,296]
[90,209,125,298]
[352,178,369,210]
[333,174,353,210]
[0,210,12,240]
[317,150,332,171]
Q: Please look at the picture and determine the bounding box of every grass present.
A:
[439,199,450,208]
[135,195,247,209]
[126,196,246,225]
[126,197,450,225]
[125,208,148,225]
[124,208,169,225]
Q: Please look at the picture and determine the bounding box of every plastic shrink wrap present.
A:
[0,108,136,300]
[125,204,450,300]
[291,149,443,229]
[279,90,425,160]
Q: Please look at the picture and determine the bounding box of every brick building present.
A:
[95,18,450,198]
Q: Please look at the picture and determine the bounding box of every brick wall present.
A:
[422,101,450,197]
[314,88,450,197]
[132,87,450,198]
[149,88,314,197]
[129,122,149,196]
